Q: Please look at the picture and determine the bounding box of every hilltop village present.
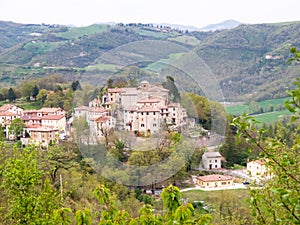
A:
[74,80,189,138]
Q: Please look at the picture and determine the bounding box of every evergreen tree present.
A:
[7,87,16,102]
[32,84,39,101]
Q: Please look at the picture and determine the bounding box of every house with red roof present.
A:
[197,174,234,188]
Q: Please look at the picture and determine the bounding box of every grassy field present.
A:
[145,52,186,72]
[85,64,121,72]
[168,35,200,46]
[225,97,291,123]
[225,97,289,115]
[55,24,109,40]
[253,110,292,123]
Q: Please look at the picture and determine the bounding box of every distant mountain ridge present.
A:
[0,20,300,101]
[200,20,243,31]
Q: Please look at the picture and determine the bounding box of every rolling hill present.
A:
[0,20,300,101]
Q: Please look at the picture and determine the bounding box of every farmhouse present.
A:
[247,159,269,179]
[197,174,234,188]
[201,151,222,169]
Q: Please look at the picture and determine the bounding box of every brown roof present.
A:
[42,115,65,120]
[21,115,42,121]
[198,174,233,182]
[95,116,111,123]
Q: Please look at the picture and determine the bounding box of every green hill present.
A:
[0,21,300,101]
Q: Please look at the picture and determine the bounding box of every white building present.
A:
[202,152,222,169]
[247,159,270,179]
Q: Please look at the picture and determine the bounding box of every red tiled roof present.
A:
[42,115,65,120]
[0,104,14,111]
[39,107,62,113]
[249,159,266,166]
[21,116,42,121]
[95,116,111,123]
[108,88,123,93]
[25,124,42,129]
[0,111,17,116]
[198,174,233,182]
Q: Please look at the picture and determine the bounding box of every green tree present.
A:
[32,84,39,101]
[9,118,25,139]
[230,47,300,224]
[1,144,60,224]
[37,89,48,106]
[162,76,180,102]
[21,82,34,101]
[7,87,16,102]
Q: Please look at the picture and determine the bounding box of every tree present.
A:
[231,47,300,224]
[71,80,82,91]
[9,118,25,139]
[162,76,180,102]
[36,89,48,106]
[21,82,34,101]
[32,84,39,101]
[7,87,16,102]
[1,144,60,224]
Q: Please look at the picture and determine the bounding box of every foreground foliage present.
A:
[231,47,300,224]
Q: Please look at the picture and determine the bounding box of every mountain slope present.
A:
[0,21,300,101]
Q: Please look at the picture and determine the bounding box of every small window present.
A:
[146,112,149,115]
[153,123,157,127]
[215,160,217,163]
[141,112,144,115]
[153,112,156,115]
[141,124,145,127]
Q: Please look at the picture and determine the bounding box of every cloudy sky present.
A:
[0,0,299,27]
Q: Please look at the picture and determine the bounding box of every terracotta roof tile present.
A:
[198,174,233,182]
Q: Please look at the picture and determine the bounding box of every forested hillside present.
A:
[1,21,300,100]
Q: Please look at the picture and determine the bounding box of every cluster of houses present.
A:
[0,104,67,148]
[198,151,270,189]
[74,80,189,138]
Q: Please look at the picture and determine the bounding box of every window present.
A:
[215,160,217,163]
[153,123,157,127]
[153,112,156,115]
[141,124,145,127]
[111,98,113,101]
[141,112,144,115]
[146,112,149,115]
[173,108,175,111]
[221,182,227,185]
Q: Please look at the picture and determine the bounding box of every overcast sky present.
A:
[0,0,299,28]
